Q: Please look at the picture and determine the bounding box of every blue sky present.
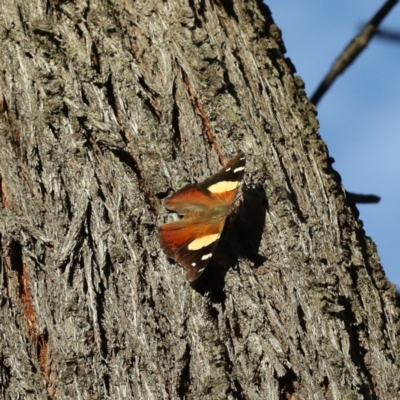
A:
[267,2,400,288]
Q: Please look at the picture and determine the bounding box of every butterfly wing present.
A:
[165,151,246,214]
[159,151,246,281]
[199,151,246,205]
[164,184,220,215]
[159,216,225,281]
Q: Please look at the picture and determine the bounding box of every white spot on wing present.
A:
[191,262,196,266]
[208,181,238,193]
[233,166,245,173]
[188,233,220,250]
[240,156,245,160]
[201,253,213,260]
[225,167,231,171]
[198,267,205,273]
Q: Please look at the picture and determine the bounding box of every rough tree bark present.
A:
[0,0,399,399]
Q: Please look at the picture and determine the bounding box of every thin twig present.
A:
[346,192,381,204]
[376,27,400,42]
[311,0,399,105]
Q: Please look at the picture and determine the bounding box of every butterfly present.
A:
[159,151,246,281]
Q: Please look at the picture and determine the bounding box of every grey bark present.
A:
[0,0,399,399]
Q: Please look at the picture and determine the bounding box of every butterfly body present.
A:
[159,151,246,281]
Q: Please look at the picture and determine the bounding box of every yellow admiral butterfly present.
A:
[159,151,246,281]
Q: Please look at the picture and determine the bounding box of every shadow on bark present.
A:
[191,185,268,301]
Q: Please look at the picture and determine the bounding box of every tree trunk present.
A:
[1,0,399,399]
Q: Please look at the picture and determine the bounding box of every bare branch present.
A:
[311,0,399,105]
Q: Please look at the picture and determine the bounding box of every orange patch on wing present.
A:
[159,219,222,257]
